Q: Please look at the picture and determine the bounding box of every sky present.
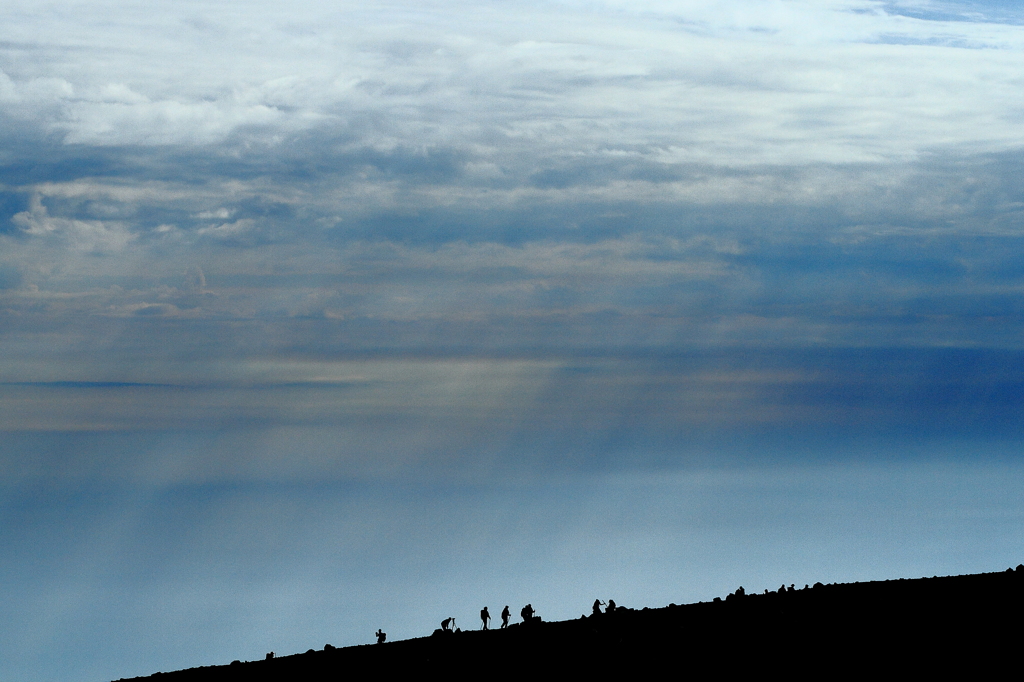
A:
[4,0,1024,679]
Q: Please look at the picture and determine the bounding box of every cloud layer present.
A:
[4,0,1024,358]
[4,0,1024,480]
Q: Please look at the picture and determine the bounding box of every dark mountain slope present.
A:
[118,567,1024,680]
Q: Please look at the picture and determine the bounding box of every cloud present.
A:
[61,99,284,147]
[11,193,134,253]
[3,1,1024,164]
[2,0,1024,425]
[2,349,1024,489]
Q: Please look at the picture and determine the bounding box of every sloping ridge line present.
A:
[117,566,1024,679]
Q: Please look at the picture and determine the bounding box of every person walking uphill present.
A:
[501,605,510,629]
[480,606,491,630]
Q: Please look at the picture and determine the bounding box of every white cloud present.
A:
[2,0,1024,359]
[12,194,134,254]
[197,218,256,239]
[60,99,282,146]
[2,0,1024,161]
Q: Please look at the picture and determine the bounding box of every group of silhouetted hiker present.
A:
[436,604,534,635]
[476,605,520,630]
[377,599,621,643]
[438,604,529,633]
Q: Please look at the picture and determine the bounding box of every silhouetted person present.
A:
[521,604,534,623]
[592,599,604,616]
[480,606,491,630]
[265,652,274,660]
[606,599,616,613]
[501,605,510,628]
[375,629,386,644]
[442,617,455,632]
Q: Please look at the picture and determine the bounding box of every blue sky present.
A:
[3,1,1024,679]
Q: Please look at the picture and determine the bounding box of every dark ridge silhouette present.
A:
[114,566,1024,679]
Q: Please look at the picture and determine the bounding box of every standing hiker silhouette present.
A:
[480,606,491,630]
[501,605,510,628]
